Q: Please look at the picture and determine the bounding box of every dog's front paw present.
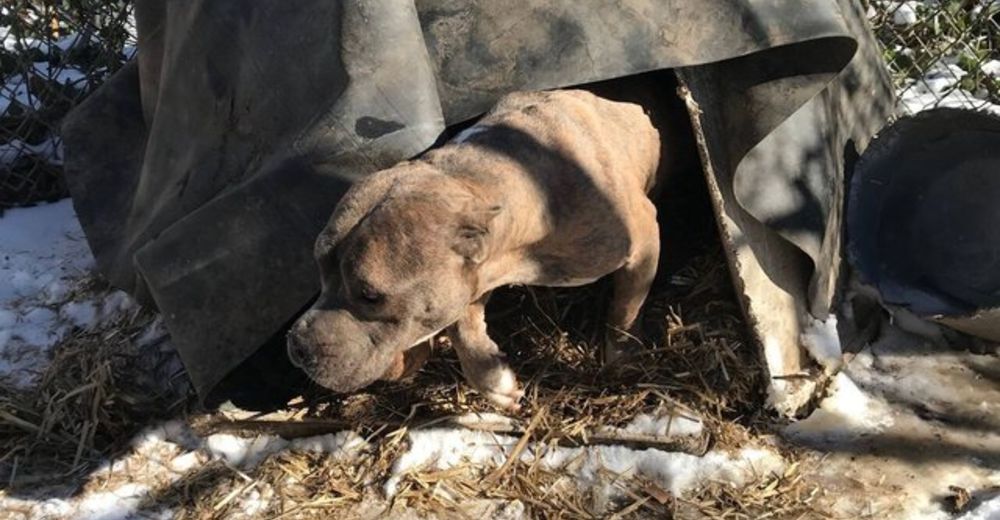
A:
[462,356,524,411]
[480,366,525,411]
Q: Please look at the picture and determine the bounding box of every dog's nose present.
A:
[287,335,318,370]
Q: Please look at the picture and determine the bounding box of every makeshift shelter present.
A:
[63,0,899,413]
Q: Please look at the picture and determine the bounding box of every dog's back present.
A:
[424,88,661,211]
[419,88,662,287]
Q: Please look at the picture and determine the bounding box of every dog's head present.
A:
[288,167,500,392]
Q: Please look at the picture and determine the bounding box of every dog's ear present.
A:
[452,204,502,263]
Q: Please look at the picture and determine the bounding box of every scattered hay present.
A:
[186,244,792,518]
[287,242,773,446]
[1,241,798,518]
[0,277,190,494]
[676,462,824,520]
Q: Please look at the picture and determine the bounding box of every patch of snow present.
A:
[60,300,98,329]
[205,433,289,468]
[0,200,92,299]
[892,1,921,26]
[0,137,64,167]
[1,419,372,518]
[125,11,138,43]
[237,487,272,518]
[0,75,38,115]
[1,31,90,55]
[99,290,136,320]
[16,307,65,347]
[31,62,88,89]
[957,495,1000,520]
[898,60,1000,116]
[134,421,191,448]
[982,60,1000,78]
[384,427,784,500]
[385,429,512,495]
[123,11,138,59]
[202,430,367,469]
[785,371,895,442]
[169,451,204,473]
[789,315,1000,519]
[0,200,140,388]
[53,32,92,53]
[14,499,74,519]
[202,429,367,469]
[289,430,367,459]
[541,445,783,499]
[136,316,170,349]
[44,279,70,304]
[72,483,150,520]
[1,32,95,118]
[801,315,842,373]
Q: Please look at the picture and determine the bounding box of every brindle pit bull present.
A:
[288,84,685,410]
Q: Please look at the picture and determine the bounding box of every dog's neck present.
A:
[444,171,550,299]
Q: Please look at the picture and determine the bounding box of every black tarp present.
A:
[62,0,895,403]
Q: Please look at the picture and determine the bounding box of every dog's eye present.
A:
[359,285,383,304]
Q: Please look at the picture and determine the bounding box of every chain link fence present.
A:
[1,1,999,209]
[866,0,1000,112]
[1,1,133,210]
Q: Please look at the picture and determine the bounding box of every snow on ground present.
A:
[0,203,794,519]
[897,59,1000,116]
[785,371,895,441]
[789,321,1000,519]
[2,420,368,520]
[385,409,739,499]
[891,1,922,26]
[385,420,783,503]
[960,496,1000,520]
[1,409,778,519]
[0,27,108,164]
[800,315,843,374]
[870,0,1000,116]
[0,137,64,167]
[0,200,141,388]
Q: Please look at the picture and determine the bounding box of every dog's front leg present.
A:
[604,202,661,363]
[448,293,524,411]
